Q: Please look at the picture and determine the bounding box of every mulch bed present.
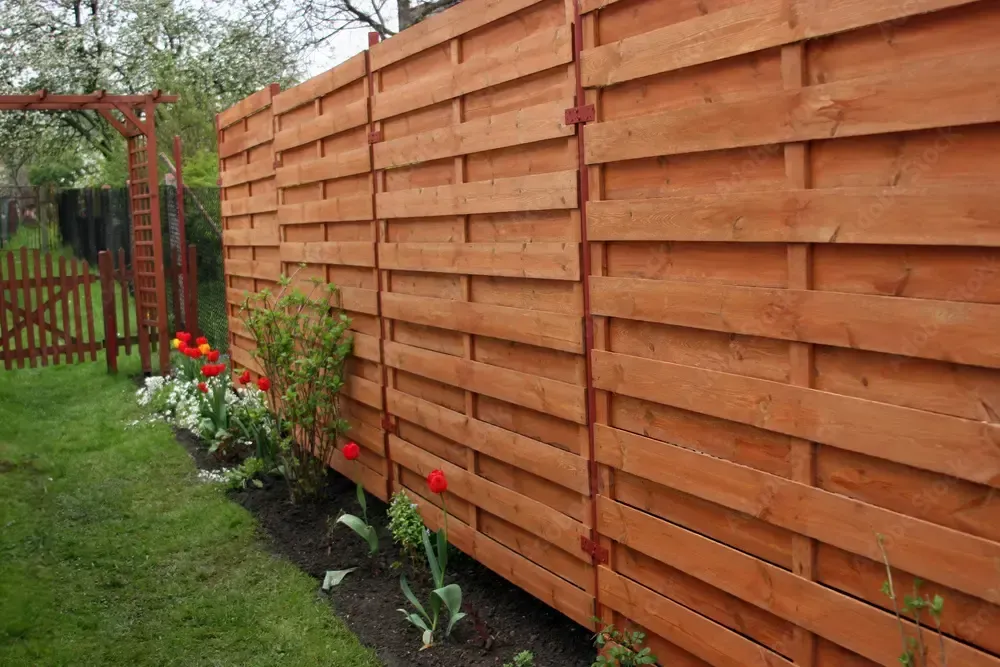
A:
[177,430,595,667]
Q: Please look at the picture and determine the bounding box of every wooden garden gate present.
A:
[1,246,197,373]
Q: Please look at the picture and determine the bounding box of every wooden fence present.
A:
[219,0,1000,664]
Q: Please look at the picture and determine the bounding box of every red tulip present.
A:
[343,442,360,461]
[197,382,208,393]
[201,364,226,378]
[427,469,447,494]
[176,331,192,343]
[257,377,271,392]
[207,350,220,363]
[187,347,203,359]
[239,370,251,385]
[195,336,208,346]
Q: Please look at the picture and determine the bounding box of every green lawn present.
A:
[0,357,379,666]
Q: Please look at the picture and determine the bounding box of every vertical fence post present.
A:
[99,250,119,374]
[186,244,199,339]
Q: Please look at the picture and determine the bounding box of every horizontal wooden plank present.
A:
[391,435,589,557]
[346,415,385,456]
[598,568,793,667]
[219,125,273,159]
[273,98,368,153]
[597,496,995,667]
[336,286,379,316]
[227,316,251,341]
[369,0,549,70]
[581,0,978,84]
[345,374,382,410]
[592,349,1000,488]
[388,389,588,493]
[381,292,583,353]
[222,227,280,247]
[351,331,380,363]
[221,193,277,218]
[329,446,387,501]
[591,276,1000,369]
[277,193,373,225]
[586,48,1000,164]
[372,25,572,121]
[220,159,274,188]
[275,147,371,188]
[373,98,575,170]
[218,85,274,129]
[407,491,594,626]
[273,53,366,115]
[225,259,281,280]
[587,187,1000,246]
[385,341,587,424]
[229,345,263,375]
[379,242,579,280]
[279,242,376,267]
[376,170,577,219]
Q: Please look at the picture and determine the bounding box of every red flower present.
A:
[257,377,271,392]
[343,442,360,461]
[196,336,208,346]
[207,350,220,362]
[176,331,192,343]
[197,382,208,393]
[186,347,203,359]
[201,364,226,378]
[239,370,251,385]
[427,469,447,494]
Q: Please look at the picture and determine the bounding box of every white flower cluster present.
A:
[134,373,273,446]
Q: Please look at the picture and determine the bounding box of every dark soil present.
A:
[227,473,596,667]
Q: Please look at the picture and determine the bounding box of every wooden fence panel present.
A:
[581,1,1000,665]
[370,0,593,626]
[218,84,280,378]
[218,0,1000,663]
[271,54,388,501]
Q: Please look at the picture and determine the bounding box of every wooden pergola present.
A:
[0,89,177,374]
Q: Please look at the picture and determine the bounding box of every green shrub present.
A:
[388,490,425,564]
[504,650,535,667]
[241,272,353,503]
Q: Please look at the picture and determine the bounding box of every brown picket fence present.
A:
[219,0,1000,665]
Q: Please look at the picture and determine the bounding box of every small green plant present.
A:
[399,469,466,648]
[335,442,378,555]
[225,456,268,490]
[231,376,280,468]
[194,362,233,454]
[388,490,425,566]
[592,621,657,667]
[504,650,535,667]
[877,534,947,667]
[242,271,353,503]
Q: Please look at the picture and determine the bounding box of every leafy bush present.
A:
[388,490,425,565]
[241,273,353,502]
[592,623,657,666]
[225,456,268,490]
[504,650,535,667]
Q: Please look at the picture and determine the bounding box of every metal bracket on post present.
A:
[565,104,596,125]
[581,536,609,564]
[368,129,383,144]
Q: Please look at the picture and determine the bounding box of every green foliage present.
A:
[398,513,466,648]
[504,650,535,667]
[592,622,657,667]
[224,456,268,490]
[183,149,221,188]
[27,150,85,188]
[877,534,947,667]
[336,480,379,556]
[241,271,353,502]
[388,490,426,564]
[230,387,280,467]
